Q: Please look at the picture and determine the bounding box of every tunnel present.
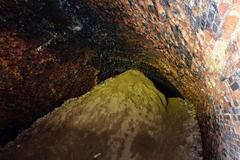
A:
[0,0,240,159]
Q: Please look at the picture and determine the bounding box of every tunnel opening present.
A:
[0,63,184,148]
[96,66,184,99]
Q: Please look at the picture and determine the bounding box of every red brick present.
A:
[204,31,213,43]
[155,3,165,15]
[219,3,229,16]
[222,16,239,39]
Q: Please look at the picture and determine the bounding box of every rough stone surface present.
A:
[0,70,202,160]
[0,28,99,145]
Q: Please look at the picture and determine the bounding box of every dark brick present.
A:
[208,11,215,23]
[185,4,192,15]
[161,14,168,22]
[185,54,192,67]
[225,115,230,120]
[148,4,155,13]
[157,32,162,39]
[19,67,29,79]
[202,12,207,19]
[161,0,170,8]
[238,115,240,121]
[173,9,180,16]
[190,16,197,31]
[206,20,212,28]
[210,3,218,12]
[220,75,227,81]
[194,0,199,7]
[233,100,239,107]
[233,108,237,114]
[228,76,233,84]
[172,25,181,37]
[230,82,239,91]
[215,17,221,25]
[200,19,206,30]
[177,44,188,56]
[236,69,240,78]
[212,23,218,33]
[200,13,207,30]
[128,0,135,7]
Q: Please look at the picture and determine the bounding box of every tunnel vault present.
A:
[1,0,240,159]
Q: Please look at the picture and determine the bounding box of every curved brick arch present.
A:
[0,0,240,159]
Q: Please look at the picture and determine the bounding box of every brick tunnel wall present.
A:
[78,0,240,158]
[0,0,240,159]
